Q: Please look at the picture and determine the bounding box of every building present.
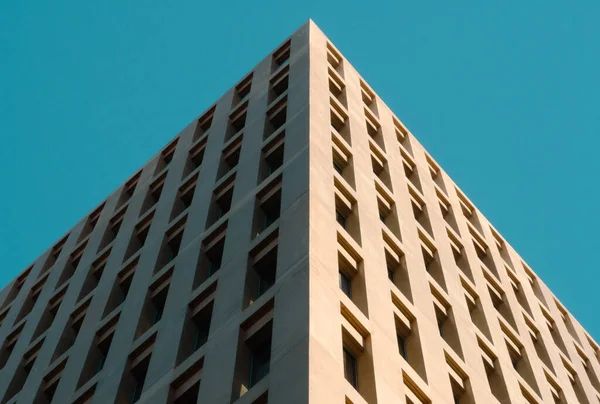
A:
[0,20,598,404]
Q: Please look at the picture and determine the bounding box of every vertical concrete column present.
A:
[307,22,349,404]
[267,22,310,404]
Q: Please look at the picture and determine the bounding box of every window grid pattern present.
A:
[309,23,600,404]
[0,30,308,404]
[0,21,597,404]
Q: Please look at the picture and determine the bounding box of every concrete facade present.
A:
[0,20,598,404]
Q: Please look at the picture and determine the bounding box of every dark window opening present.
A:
[182,139,207,180]
[207,176,235,229]
[193,228,227,289]
[264,96,287,139]
[176,298,214,366]
[155,216,187,273]
[141,172,167,215]
[343,347,358,389]
[258,132,285,182]
[272,39,291,69]
[234,73,253,106]
[252,179,281,238]
[193,106,215,141]
[339,271,352,298]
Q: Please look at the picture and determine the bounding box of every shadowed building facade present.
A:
[0,20,598,404]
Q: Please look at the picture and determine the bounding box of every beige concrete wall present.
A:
[307,20,600,404]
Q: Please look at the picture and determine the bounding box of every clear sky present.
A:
[1,1,598,338]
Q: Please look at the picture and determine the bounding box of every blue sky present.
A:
[1,1,598,338]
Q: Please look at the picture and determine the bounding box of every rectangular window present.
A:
[397,334,407,359]
[272,39,291,69]
[339,271,352,298]
[250,339,272,387]
[193,105,215,141]
[343,347,358,388]
[234,73,253,106]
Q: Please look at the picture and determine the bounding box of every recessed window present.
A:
[250,339,272,387]
[78,315,118,388]
[457,190,483,234]
[193,105,215,141]
[227,101,248,141]
[394,116,413,156]
[193,224,227,289]
[487,280,518,330]
[472,234,499,279]
[327,42,343,74]
[176,287,215,366]
[432,294,463,359]
[269,65,289,104]
[385,242,412,302]
[336,210,347,228]
[154,138,178,175]
[103,258,136,317]
[141,171,167,215]
[365,109,385,152]
[1,267,31,313]
[52,300,90,361]
[259,131,285,182]
[4,358,32,403]
[252,177,281,238]
[98,210,126,252]
[244,231,279,309]
[272,39,291,70]
[117,171,141,209]
[392,295,427,381]
[171,172,199,221]
[370,145,392,191]
[360,80,377,116]
[38,358,66,404]
[77,203,105,244]
[0,323,24,369]
[507,270,533,316]
[402,149,423,193]
[334,187,360,244]
[410,190,433,237]
[79,248,110,302]
[207,174,236,229]
[217,137,242,180]
[182,137,207,180]
[136,270,172,338]
[233,303,273,399]
[377,188,401,240]
[41,236,68,275]
[264,95,287,139]
[170,360,203,404]
[339,271,352,298]
[234,73,253,106]
[397,333,408,360]
[438,189,460,234]
[420,238,447,291]
[155,215,187,273]
[330,97,350,145]
[124,212,154,262]
[343,347,358,388]
[329,66,347,107]
[525,318,555,373]
[447,231,473,281]
[56,240,87,288]
[425,154,446,194]
[480,341,510,404]
[523,263,548,308]
[117,337,155,404]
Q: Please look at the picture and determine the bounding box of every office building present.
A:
[0,20,598,404]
